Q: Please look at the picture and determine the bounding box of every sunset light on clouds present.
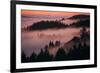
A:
[21,10,89,17]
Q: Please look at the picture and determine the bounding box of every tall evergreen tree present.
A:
[54,47,67,61]
[21,51,27,63]
[29,52,36,62]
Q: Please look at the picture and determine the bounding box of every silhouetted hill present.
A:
[27,21,68,30]
[69,14,90,20]
[68,14,90,27]
[64,27,90,54]
[70,19,90,27]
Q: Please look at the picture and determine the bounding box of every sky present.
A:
[21,10,89,28]
[21,10,88,17]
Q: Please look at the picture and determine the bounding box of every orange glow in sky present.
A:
[21,10,89,16]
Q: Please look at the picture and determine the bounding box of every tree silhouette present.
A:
[21,51,27,63]
[54,47,67,61]
[70,19,90,27]
[55,41,60,46]
[29,52,36,62]
[36,47,52,62]
[49,41,54,47]
[66,43,90,60]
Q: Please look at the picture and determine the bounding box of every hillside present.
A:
[27,21,68,31]
[69,19,90,27]
[68,14,90,20]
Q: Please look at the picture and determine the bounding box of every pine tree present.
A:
[21,51,27,63]
[54,47,67,61]
[29,52,36,62]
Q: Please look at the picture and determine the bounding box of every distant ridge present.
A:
[22,14,90,31]
[27,21,68,30]
[68,14,90,20]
